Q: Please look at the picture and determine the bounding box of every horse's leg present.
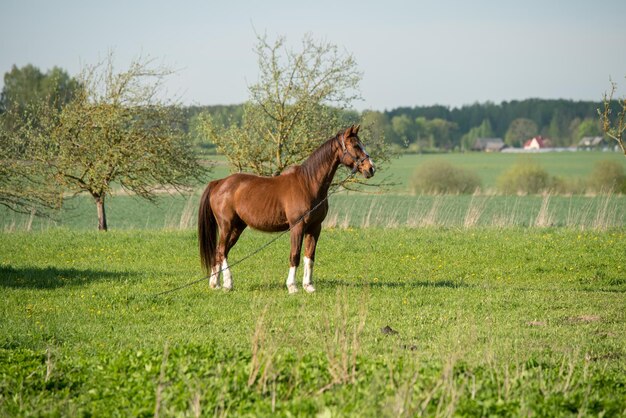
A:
[302,223,322,293]
[286,223,305,294]
[215,219,246,291]
[222,222,246,291]
[209,263,220,289]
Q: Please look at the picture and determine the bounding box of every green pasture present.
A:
[1,151,625,415]
[139,150,626,192]
[385,151,626,191]
[1,228,625,416]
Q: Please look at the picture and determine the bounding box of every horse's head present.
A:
[338,125,376,179]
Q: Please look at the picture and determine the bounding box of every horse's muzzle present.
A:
[362,163,376,179]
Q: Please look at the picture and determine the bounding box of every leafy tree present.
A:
[547,109,567,146]
[574,118,602,141]
[203,33,374,176]
[0,64,79,133]
[0,129,62,214]
[461,119,494,150]
[390,114,414,146]
[504,118,538,147]
[5,54,206,230]
[0,65,78,214]
[361,110,389,146]
[428,118,458,149]
[414,117,433,149]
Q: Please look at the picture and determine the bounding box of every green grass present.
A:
[1,151,625,415]
[1,228,625,416]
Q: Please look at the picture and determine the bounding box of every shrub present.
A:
[497,160,552,195]
[587,160,626,193]
[410,160,481,194]
[550,176,587,195]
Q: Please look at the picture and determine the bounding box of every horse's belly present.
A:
[249,221,290,233]
[237,206,289,233]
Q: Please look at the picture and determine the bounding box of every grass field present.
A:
[1,151,625,416]
[1,228,625,416]
[385,151,626,191]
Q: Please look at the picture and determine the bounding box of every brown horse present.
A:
[198,125,375,293]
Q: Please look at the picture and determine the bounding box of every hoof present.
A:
[303,284,316,293]
[287,284,298,294]
[222,286,233,292]
[209,282,221,290]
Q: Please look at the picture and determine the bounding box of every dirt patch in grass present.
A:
[569,315,601,323]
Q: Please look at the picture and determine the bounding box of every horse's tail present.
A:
[198,182,217,274]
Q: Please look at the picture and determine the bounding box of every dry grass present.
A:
[247,305,277,390]
[463,193,488,228]
[534,194,554,227]
[178,194,196,230]
[318,290,368,394]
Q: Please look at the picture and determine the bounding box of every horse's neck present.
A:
[301,139,340,198]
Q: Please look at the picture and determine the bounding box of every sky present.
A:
[1,0,626,111]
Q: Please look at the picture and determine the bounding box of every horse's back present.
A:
[209,172,294,232]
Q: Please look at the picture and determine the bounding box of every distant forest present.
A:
[0,64,616,155]
[185,99,610,153]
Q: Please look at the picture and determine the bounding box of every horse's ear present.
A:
[353,124,360,135]
[344,125,354,138]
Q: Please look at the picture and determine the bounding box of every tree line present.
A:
[187,98,609,153]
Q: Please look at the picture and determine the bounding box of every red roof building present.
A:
[523,136,546,150]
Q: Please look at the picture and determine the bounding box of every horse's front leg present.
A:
[302,223,322,293]
[286,224,304,294]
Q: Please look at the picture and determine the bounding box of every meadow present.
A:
[1,151,625,416]
[1,228,625,416]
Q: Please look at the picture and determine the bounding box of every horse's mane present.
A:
[299,133,339,177]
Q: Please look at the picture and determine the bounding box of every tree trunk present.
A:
[94,195,108,231]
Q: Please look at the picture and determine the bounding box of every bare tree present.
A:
[599,78,626,156]
[202,33,372,176]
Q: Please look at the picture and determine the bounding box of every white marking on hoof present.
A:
[222,259,232,290]
[303,257,314,291]
[286,266,297,294]
[209,264,220,289]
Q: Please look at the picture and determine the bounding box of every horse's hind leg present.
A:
[209,264,221,289]
[216,220,246,291]
[286,223,305,294]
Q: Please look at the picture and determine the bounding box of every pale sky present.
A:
[1,0,625,111]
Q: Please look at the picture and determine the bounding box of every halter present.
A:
[337,135,370,173]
